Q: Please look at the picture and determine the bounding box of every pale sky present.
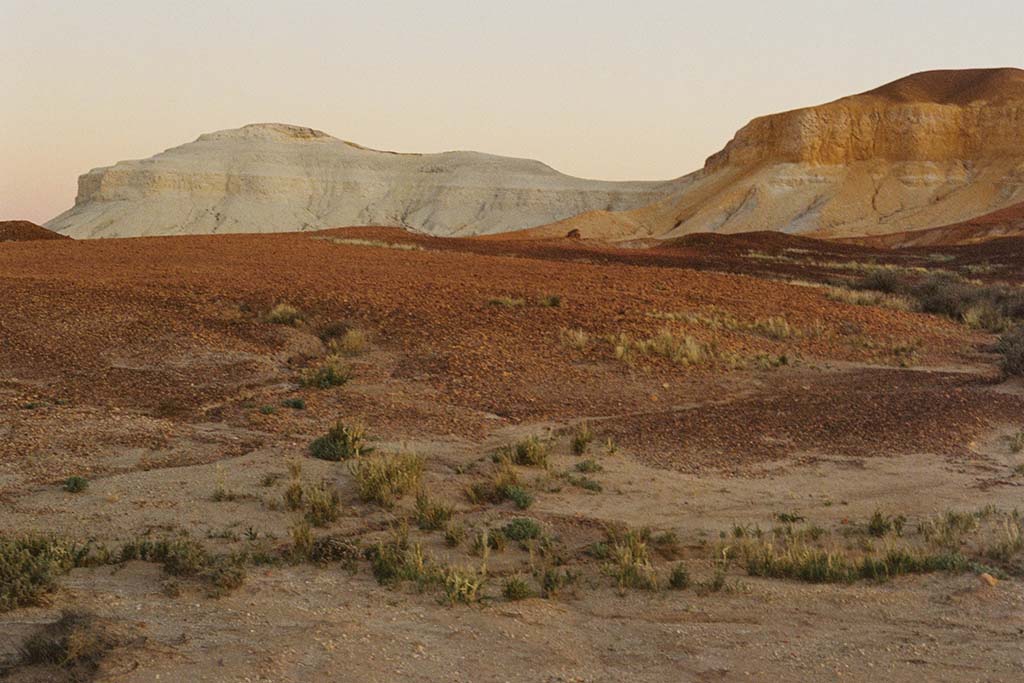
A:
[3,0,1023,223]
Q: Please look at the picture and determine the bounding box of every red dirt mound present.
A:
[0,220,68,242]
[846,202,1024,249]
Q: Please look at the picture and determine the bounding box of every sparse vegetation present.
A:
[605,530,658,591]
[348,452,424,507]
[574,459,602,473]
[63,476,88,493]
[499,436,550,468]
[309,420,372,461]
[606,329,708,366]
[538,294,562,307]
[503,517,542,542]
[265,303,303,325]
[668,562,691,590]
[502,574,532,600]
[560,327,590,350]
[18,610,123,679]
[441,564,487,604]
[488,296,526,308]
[1010,430,1024,454]
[300,355,352,388]
[329,328,369,356]
[571,422,593,455]
[1,536,84,611]
[281,397,306,410]
[302,483,341,526]
[414,490,454,530]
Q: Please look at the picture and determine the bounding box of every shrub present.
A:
[367,535,436,588]
[444,523,466,548]
[63,476,89,493]
[309,421,372,461]
[1,536,82,611]
[538,295,562,308]
[266,303,302,325]
[414,491,454,530]
[503,517,542,542]
[281,397,306,410]
[308,535,360,568]
[329,328,369,356]
[575,459,602,474]
[300,355,352,389]
[499,436,550,468]
[503,575,532,601]
[1011,431,1024,454]
[466,458,533,509]
[997,327,1024,376]
[18,610,122,677]
[303,483,341,526]
[605,531,658,591]
[505,486,534,510]
[571,423,593,456]
[471,529,507,555]
[259,405,276,415]
[441,565,486,604]
[751,316,793,340]
[567,474,602,492]
[348,452,424,507]
[668,563,690,590]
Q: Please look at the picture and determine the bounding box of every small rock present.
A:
[979,573,998,587]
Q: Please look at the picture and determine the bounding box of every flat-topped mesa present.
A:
[706,69,1024,172]
[49,124,680,239]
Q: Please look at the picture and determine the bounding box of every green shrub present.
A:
[414,491,454,530]
[1,536,82,611]
[503,575,532,601]
[441,565,486,604]
[499,436,550,468]
[303,483,341,526]
[574,459,602,473]
[63,476,89,493]
[281,397,306,410]
[668,563,690,590]
[300,355,352,389]
[503,517,542,542]
[309,421,372,461]
[571,423,593,455]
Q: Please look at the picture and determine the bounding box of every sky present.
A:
[2,0,1023,223]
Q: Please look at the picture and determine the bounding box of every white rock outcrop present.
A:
[47,123,679,238]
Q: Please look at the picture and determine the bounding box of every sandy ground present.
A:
[1,229,1023,681]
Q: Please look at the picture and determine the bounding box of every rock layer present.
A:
[544,69,1024,240]
[47,124,679,239]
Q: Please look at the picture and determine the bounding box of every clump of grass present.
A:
[503,574,533,600]
[668,562,690,590]
[471,529,507,555]
[258,404,276,415]
[499,436,550,468]
[566,474,602,493]
[444,523,466,548]
[571,422,593,456]
[535,565,576,598]
[574,459,602,474]
[607,329,708,366]
[751,316,793,340]
[605,530,658,591]
[414,490,454,531]
[118,535,246,596]
[824,286,915,311]
[18,610,123,678]
[308,535,360,568]
[265,303,302,325]
[303,483,341,526]
[63,476,89,493]
[309,420,372,461]
[281,397,306,410]
[1,536,84,611]
[867,510,906,537]
[465,457,534,509]
[348,452,424,507]
[538,294,561,308]
[300,355,352,389]
[367,527,437,588]
[560,327,590,351]
[441,564,487,604]
[503,517,542,542]
[289,519,313,559]
[328,328,369,356]
[488,296,526,308]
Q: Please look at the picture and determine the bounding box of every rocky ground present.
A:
[1,228,1022,682]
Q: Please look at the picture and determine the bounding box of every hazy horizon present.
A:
[3,0,1023,224]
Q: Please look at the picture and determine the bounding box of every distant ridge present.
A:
[0,220,69,242]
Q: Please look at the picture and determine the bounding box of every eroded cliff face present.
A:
[546,69,1024,240]
[48,123,680,239]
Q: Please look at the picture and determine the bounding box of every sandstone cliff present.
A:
[48,123,680,239]
[544,69,1024,240]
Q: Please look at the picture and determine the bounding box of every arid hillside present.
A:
[544,69,1024,240]
[1,228,1023,681]
[846,200,1024,248]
